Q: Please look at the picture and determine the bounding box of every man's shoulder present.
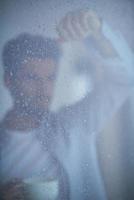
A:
[56,95,90,127]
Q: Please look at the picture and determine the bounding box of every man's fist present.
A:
[57,9,102,41]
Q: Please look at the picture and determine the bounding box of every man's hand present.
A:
[57,9,102,41]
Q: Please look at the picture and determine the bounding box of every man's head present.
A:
[2,33,61,113]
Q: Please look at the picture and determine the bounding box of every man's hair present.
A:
[2,33,61,75]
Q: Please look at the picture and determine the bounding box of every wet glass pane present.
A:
[0,1,134,199]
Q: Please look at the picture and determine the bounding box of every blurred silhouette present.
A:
[0,33,69,200]
[0,9,134,200]
[48,9,134,200]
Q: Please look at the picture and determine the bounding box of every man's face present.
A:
[11,58,57,112]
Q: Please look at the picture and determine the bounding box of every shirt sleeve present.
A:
[101,21,134,86]
[76,22,134,133]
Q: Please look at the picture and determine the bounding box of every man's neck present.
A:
[2,108,47,132]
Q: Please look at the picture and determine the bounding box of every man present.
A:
[41,9,134,200]
[0,33,68,200]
